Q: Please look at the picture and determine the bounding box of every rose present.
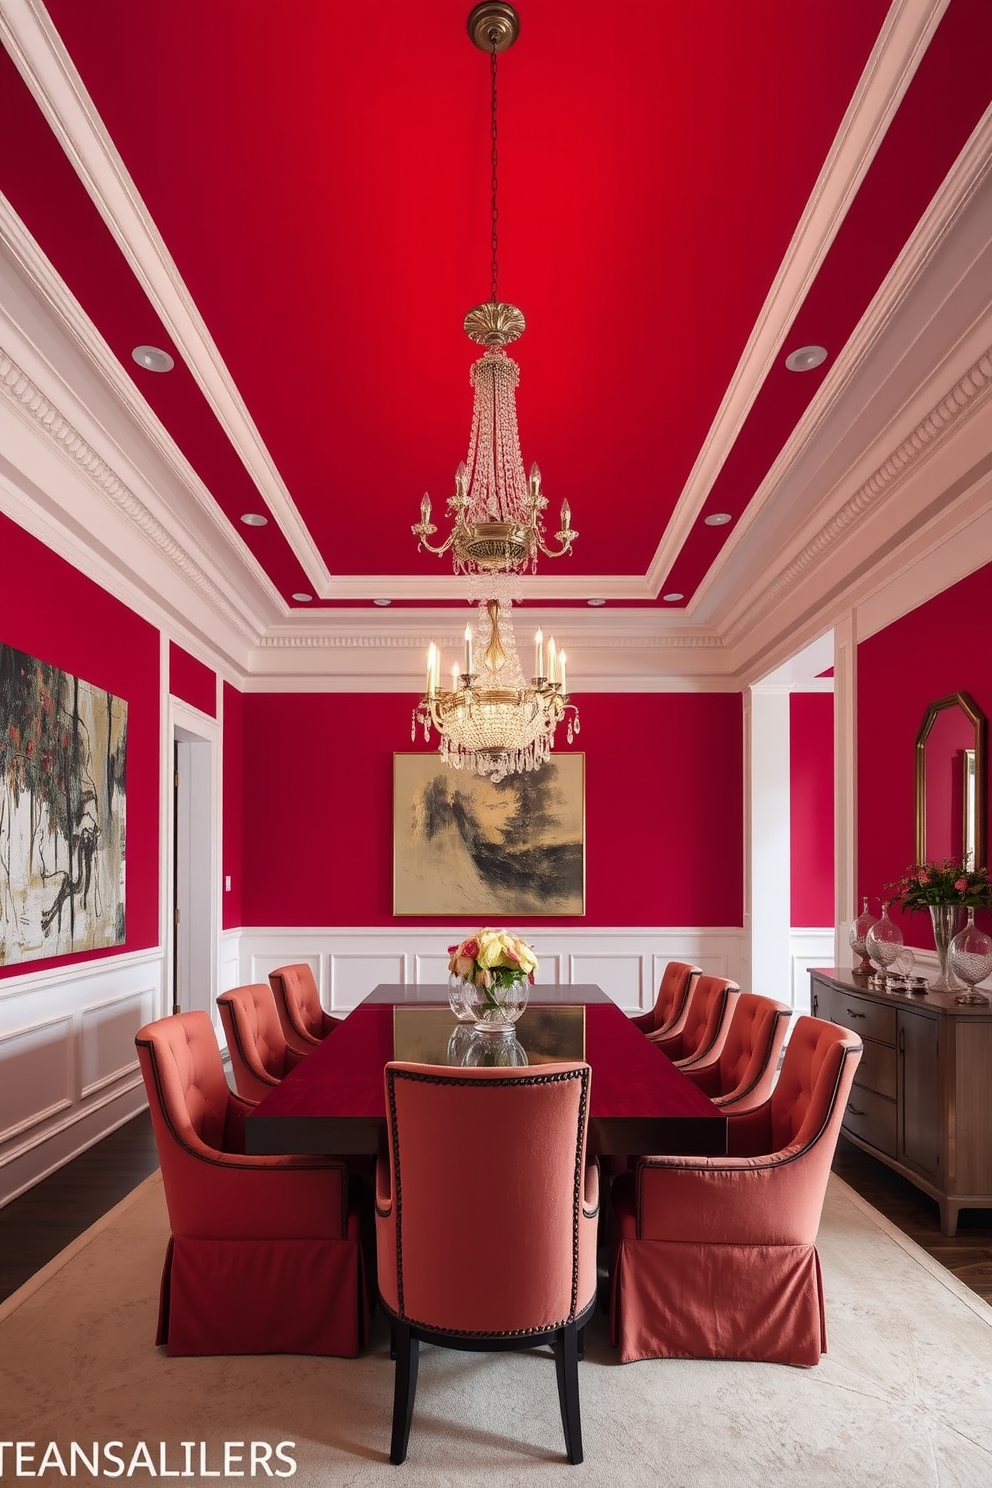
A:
[955,878,968,892]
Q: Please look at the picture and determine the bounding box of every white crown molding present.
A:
[721,346,992,650]
[0,345,262,644]
[642,0,951,595]
[0,195,292,619]
[693,103,992,631]
[0,0,333,593]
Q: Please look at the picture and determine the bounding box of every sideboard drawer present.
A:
[855,1039,897,1101]
[818,985,897,1047]
[842,1084,897,1157]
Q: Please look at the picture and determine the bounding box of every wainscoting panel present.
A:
[236,927,749,1017]
[789,929,835,1017]
[0,949,166,1206]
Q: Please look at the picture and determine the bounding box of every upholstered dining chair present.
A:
[630,961,702,1040]
[679,992,792,1114]
[376,1061,599,1465]
[135,1010,369,1356]
[217,981,305,1102]
[268,962,341,1056]
[650,974,740,1068]
[610,1014,862,1366]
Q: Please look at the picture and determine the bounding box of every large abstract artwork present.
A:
[394,753,584,916]
[0,645,127,965]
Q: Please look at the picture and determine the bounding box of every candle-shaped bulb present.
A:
[420,493,431,521]
[547,635,558,685]
[560,498,571,532]
[464,624,473,676]
[558,649,567,694]
[535,627,544,679]
[426,641,437,697]
[452,662,461,689]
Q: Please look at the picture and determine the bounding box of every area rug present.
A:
[1,1173,990,1486]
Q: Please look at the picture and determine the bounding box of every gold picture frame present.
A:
[393,752,585,916]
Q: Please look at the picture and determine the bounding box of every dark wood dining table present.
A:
[244,983,727,1159]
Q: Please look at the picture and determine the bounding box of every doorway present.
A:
[171,719,216,1021]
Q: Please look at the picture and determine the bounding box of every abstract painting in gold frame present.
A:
[393,752,585,917]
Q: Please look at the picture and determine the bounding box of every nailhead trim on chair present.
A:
[386,1065,591,1332]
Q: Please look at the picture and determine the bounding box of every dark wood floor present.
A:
[1,1117,990,1306]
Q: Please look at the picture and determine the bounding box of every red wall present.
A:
[222,681,243,930]
[237,690,744,928]
[858,560,992,946]
[168,641,216,717]
[0,514,161,975]
[790,692,834,926]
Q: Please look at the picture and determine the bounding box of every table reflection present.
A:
[393,1005,586,1067]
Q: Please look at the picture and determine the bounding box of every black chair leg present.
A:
[389,1321,419,1465]
[553,1321,583,1465]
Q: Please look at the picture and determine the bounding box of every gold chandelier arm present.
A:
[412,523,457,557]
[536,527,579,559]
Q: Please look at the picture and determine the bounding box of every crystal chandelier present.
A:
[413,585,579,784]
[410,4,580,784]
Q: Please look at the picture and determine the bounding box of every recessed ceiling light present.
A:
[240,513,268,527]
[587,598,606,607]
[131,344,174,373]
[704,512,732,527]
[785,344,827,372]
[662,592,684,602]
[373,598,392,607]
[292,592,313,602]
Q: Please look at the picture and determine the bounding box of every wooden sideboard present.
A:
[810,969,992,1235]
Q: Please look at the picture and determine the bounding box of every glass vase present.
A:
[948,908,992,1004]
[447,974,529,1032]
[929,903,966,993]
[849,896,878,975]
[865,901,903,976]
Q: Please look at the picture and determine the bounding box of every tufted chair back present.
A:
[217,982,302,1103]
[654,975,740,1066]
[684,993,791,1113]
[631,961,701,1038]
[376,1061,599,1464]
[269,963,340,1055]
[137,1009,236,1169]
[767,1013,860,1153]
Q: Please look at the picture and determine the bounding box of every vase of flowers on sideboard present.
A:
[888,859,992,993]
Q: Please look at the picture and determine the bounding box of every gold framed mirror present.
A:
[915,692,987,868]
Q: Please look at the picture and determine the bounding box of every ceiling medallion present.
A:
[411,5,580,782]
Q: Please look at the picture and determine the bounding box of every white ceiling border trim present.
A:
[0,0,333,594]
[642,0,951,595]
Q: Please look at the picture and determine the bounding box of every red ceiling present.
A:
[2,0,990,608]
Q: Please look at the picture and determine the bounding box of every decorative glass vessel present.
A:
[447,973,529,1032]
[865,901,903,975]
[948,908,992,1004]
[849,896,878,974]
[928,903,966,993]
[459,1028,529,1066]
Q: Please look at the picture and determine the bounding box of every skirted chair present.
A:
[680,992,792,1114]
[135,1010,369,1356]
[650,974,741,1068]
[630,961,701,1041]
[376,1061,599,1465]
[609,1015,862,1366]
[269,962,341,1056]
[217,981,306,1102]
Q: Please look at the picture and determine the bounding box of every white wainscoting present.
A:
[236,926,749,1016]
[0,948,166,1205]
[789,928,835,1018]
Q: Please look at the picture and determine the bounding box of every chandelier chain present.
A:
[490,40,499,304]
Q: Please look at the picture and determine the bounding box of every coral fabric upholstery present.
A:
[376,1061,599,1465]
[681,992,792,1114]
[610,1015,862,1366]
[135,1011,368,1357]
[651,975,740,1067]
[217,982,305,1103]
[268,963,340,1056]
[630,961,701,1038]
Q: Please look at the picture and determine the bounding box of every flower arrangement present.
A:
[887,859,992,912]
[448,929,539,992]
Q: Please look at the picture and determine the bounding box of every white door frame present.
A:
[166,698,221,1037]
